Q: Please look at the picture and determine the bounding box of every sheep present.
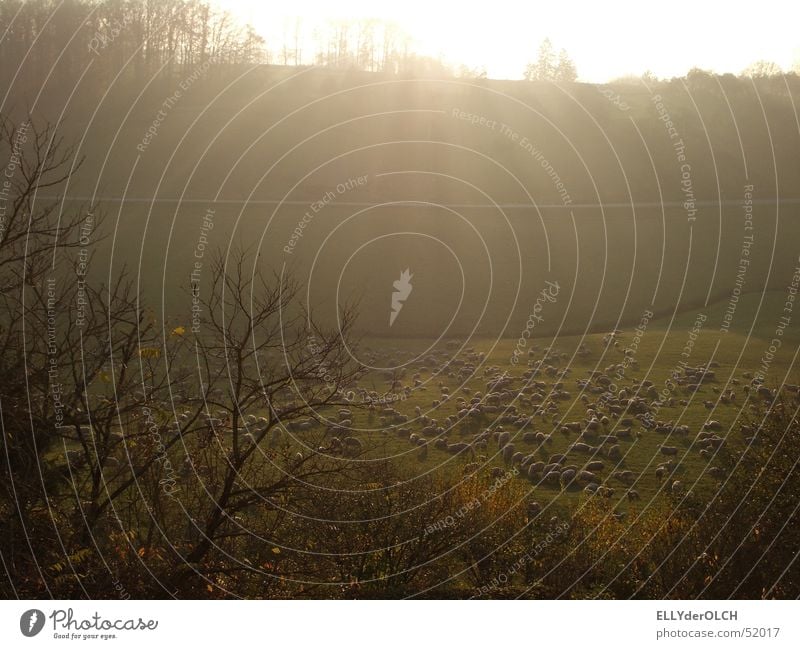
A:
[497,431,511,447]
[542,471,561,485]
[626,489,640,501]
[342,437,363,455]
[671,480,684,494]
[607,444,622,460]
[612,470,635,484]
[490,467,504,479]
[548,453,567,465]
[586,460,604,472]
[528,461,545,475]
[597,486,615,498]
[522,431,537,443]
[434,438,449,451]
[448,442,472,455]
[502,443,516,464]
[511,451,524,465]
[560,468,576,488]
[660,445,678,456]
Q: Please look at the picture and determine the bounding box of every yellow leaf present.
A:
[139,347,161,359]
[271,547,281,554]
[171,326,185,336]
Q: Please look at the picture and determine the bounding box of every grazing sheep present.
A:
[497,431,511,447]
[342,437,363,455]
[671,480,684,494]
[448,442,472,455]
[522,431,537,443]
[597,486,615,498]
[571,442,592,454]
[660,445,678,456]
[511,451,524,465]
[560,469,576,488]
[548,453,567,465]
[434,438,448,451]
[586,460,604,472]
[542,470,561,485]
[627,489,640,501]
[502,443,516,464]
[607,444,622,460]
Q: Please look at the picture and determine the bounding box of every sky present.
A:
[214,0,800,82]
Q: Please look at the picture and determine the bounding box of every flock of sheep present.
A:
[63,331,796,516]
[293,336,793,512]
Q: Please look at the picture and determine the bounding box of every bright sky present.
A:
[214,0,800,82]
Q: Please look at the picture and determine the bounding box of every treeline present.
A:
[0,0,265,93]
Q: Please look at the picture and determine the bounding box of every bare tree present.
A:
[161,249,366,592]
